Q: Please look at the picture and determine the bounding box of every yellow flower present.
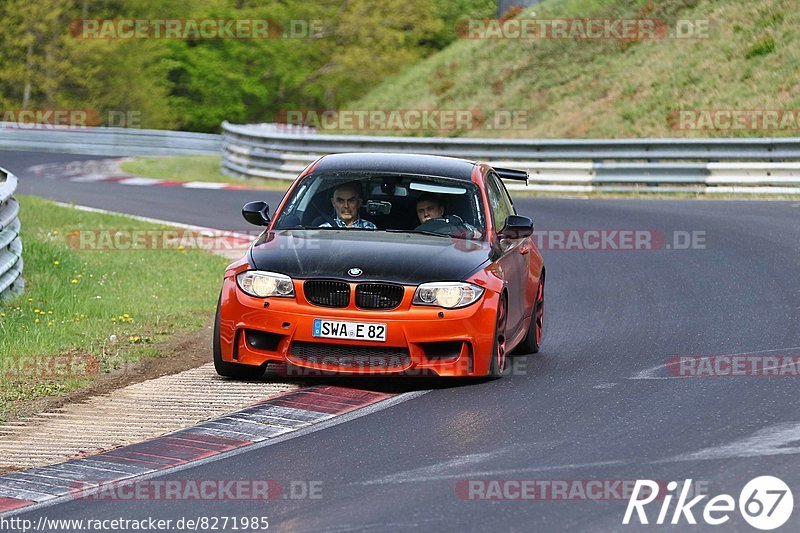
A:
[27,298,33,302]
[0,313,6,317]
[111,317,117,322]
[34,318,40,324]
[34,308,40,313]
[48,311,53,315]
[53,260,60,265]
[71,279,79,284]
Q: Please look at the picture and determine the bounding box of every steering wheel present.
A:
[415,215,470,236]
[310,201,338,227]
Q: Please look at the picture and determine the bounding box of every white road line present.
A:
[182,181,228,189]
[659,422,800,463]
[69,175,113,183]
[628,345,800,380]
[117,177,165,186]
[360,459,627,485]
[53,202,254,241]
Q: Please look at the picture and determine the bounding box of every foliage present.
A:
[0,0,495,132]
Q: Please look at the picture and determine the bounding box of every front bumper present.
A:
[217,277,499,377]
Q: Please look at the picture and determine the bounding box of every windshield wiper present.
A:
[383,229,450,238]
[282,225,379,231]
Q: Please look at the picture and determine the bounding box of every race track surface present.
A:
[3,150,800,531]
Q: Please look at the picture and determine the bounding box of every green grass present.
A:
[120,155,291,190]
[344,0,799,138]
[0,196,229,422]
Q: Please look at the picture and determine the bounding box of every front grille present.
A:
[355,283,404,310]
[289,341,411,369]
[304,280,350,307]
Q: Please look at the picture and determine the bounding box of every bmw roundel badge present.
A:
[348,267,363,277]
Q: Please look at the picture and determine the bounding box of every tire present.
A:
[488,293,508,379]
[512,274,545,355]
[213,298,265,380]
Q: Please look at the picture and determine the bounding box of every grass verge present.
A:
[120,155,291,190]
[0,196,229,423]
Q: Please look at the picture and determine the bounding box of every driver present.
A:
[415,193,481,238]
[319,181,377,229]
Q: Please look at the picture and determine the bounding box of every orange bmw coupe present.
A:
[214,153,544,379]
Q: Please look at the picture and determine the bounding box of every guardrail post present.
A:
[0,168,24,300]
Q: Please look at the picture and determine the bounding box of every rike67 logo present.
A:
[623,476,794,530]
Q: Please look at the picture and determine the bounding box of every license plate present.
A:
[312,319,387,342]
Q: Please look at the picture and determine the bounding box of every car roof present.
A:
[311,153,477,181]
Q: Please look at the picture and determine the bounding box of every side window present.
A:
[486,173,512,231]
[494,173,516,215]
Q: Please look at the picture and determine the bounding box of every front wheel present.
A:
[213,299,265,380]
[513,274,544,355]
[488,293,508,379]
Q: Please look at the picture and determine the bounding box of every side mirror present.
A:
[499,215,534,239]
[242,201,270,226]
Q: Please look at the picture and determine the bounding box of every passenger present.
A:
[415,193,481,238]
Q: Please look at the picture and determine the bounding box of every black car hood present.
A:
[248,230,492,285]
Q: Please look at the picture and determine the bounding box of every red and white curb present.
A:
[69,174,261,190]
[0,385,417,515]
[26,158,270,191]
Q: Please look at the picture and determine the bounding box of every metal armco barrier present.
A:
[221,122,800,194]
[0,168,23,300]
[0,123,220,156]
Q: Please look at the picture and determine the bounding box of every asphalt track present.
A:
[3,150,800,531]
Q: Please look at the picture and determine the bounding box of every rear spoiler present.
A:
[493,167,529,185]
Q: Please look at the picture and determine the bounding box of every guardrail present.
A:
[221,122,800,194]
[0,123,220,156]
[0,168,23,300]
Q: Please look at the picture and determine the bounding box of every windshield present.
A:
[273,171,486,240]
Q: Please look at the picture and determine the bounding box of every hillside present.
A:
[344,0,797,138]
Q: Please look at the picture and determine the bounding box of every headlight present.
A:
[412,282,484,309]
[236,271,295,298]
